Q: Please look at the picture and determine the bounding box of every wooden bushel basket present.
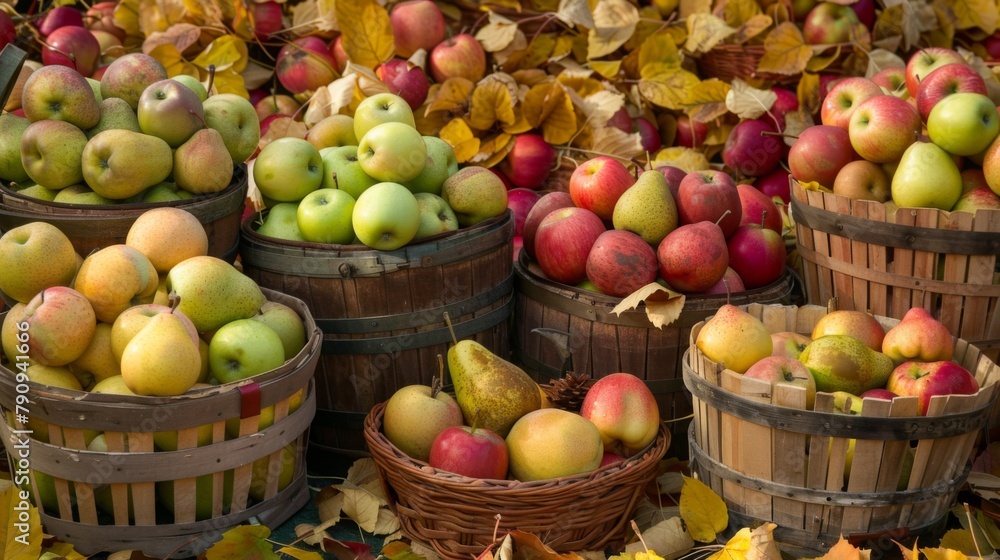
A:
[790,181,1000,362]
[0,164,248,263]
[0,289,321,558]
[685,303,1000,556]
[239,211,514,457]
[364,401,669,560]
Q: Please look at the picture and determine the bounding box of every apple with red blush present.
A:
[676,170,742,238]
[585,230,659,297]
[376,58,430,110]
[722,118,783,179]
[607,107,632,133]
[38,5,84,37]
[250,1,284,40]
[871,67,908,98]
[330,35,349,73]
[914,63,988,122]
[859,388,898,401]
[801,2,861,44]
[580,372,660,457]
[533,207,606,285]
[754,167,793,205]
[600,451,626,468]
[569,156,635,222]
[521,191,575,260]
[885,360,979,416]
[788,124,854,188]
[692,267,745,296]
[726,219,786,289]
[737,183,782,233]
[428,425,509,479]
[655,165,686,201]
[744,356,816,409]
[499,133,557,190]
[429,34,487,83]
[904,47,967,98]
[390,0,447,59]
[770,331,811,359]
[42,25,102,77]
[506,188,542,237]
[820,77,884,130]
[275,36,338,96]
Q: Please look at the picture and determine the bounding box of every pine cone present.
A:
[542,372,594,412]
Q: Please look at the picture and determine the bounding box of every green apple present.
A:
[404,136,459,195]
[891,140,963,210]
[20,120,88,190]
[352,181,421,250]
[171,74,208,101]
[357,122,427,183]
[0,222,78,304]
[318,145,378,199]
[296,188,356,244]
[142,181,184,203]
[15,183,59,201]
[353,92,416,140]
[81,129,174,199]
[253,137,324,202]
[53,184,117,205]
[0,112,30,183]
[440,165,509,227]
[926,92,1000,156]
[413,192,459,240]
[257,202,307,242]
[87,96,141,138]
[137,78,206,148]
[86,77,103,103]
[208,318,286,384]
[21,64,101,129]
[203,93,261,163]
[307,114,358,150]
[251,301,308,360]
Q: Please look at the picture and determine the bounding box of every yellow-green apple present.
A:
[753,166,792,204]
[81,129,174,199]
[0,112,31,184]
[952,184,1000,212]
[165,255,268,333]
[505,408,603,481]
[428,425,509,479]
[376,58,430,111]
[352,181,421,250]
[319,145,378,198]
[87,96,142,138]
[353,92,416,140]
[428,33,487,83]
[657,220,729,293]
[15,185,60,202]
[848,95,921,163]
[579,372,660,457]
[801,2,861,44]
[811,310,886,351]
[141,181,187,203]
[676,169,742,237]
[799,334,894,394]
[521,191,575,260]
[296,188,356,244]
[170,74,207,101]
[584,230,658,297]
[23,286,97,366]
[414,192,459,240]
[499,133,558,190]
[74,245,159,323]
[886,360,979,415]
[737,183,782,233]
[21,64,101,128]
[788,124,854,188]
[440,165,508,227]
[203,93,261,163]
[404,136,459,195]
[41,25,101,77]
[833,159,891,202]
[383,383,464,461]
[257,202,307,242]
[19,119,88,190]
[275,36,339,96]
[110,303,200,362]
[881,306,954,364]
[904,47,967,98]
[506,188,541,237]
[253,137,324,202]
[247,442,297,501]
[914,63,987,122]
[389,0,447,58]
[726,220,785,289]
[306,114,358,151]
[569,156,635,221]
[981,132,1000,195]
[251,301,307,360]
[871,67,908,98]
[254,94,300,121]
[533,206,606,285]
[891,140,962,210]
[692,266,745,296]
[52,184,116,205]
[722,118,783,178]
[696,304,773,373]
[70,322,120,385]
[771,331,812,359]
[37,5,83,36]
[0,222,78,304]
[208,319,285,384]
[125,207,209,274]
[357,122,427,183]
[137,78,205,148]
[926,92,1000,156]
[744,355,817,409]
[99,52,168,109]
[820,77,884,130]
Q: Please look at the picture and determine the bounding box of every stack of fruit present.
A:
[379,338,662,481]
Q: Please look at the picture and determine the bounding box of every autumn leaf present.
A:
[746,523,781,560]
[142,22,201,55]
[806,45,843,72]
[611,283,685,329]
[757,21,812,75]
[557,0,596,28]
[277,547,326,560]
[782,108,814,146]
[469,80,518,131]
[193,34,250,73]
[147,43,200,79]
[865,48,905,78]
[707,528,752,560]
[922,548,972,560]
[40,541,86,560]
[323,539,375,560]
[723,0,762,27]
[624,518,694,560]
[426,77,476,116]
[936,529,980,557]
[795,71,822,115]
[725,79,777,119]
[182,0,228,28]
[591,127,644,161]
[732,14,773,44]
[639,31,683,78]
[571,89,626,129]
[477,12,520,52]
[684,79,731,123]
[336,0,395,69]
[382,540,429,560]
[873,2,921,52]
[205,525,278,560]
[679,475,727,543]
[210,67,249,98]
[681,0,713,18]
[522,82,577,145]
[440,118,481,163]
[650,147,711,172]
[290,0,338,37]
[684,13,736,54]
[812,535,867,560]
[948,0,999,33]
[639,67,702,110]
[587,0,640,59]
[508,530,585,560]
[591,60,623,80]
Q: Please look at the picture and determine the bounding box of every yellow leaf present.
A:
[723,0,761,28]
[813,536,864,560]
[182,0,228,28]
[949,0,999,33]
[806,44,843,72]
[611,283,685,329]
[193,34,249,73]
[746,523,781,560]
[291,0,338,37]
[2,484,42,559]
[509,529,586,560]
[574,89,626,129]
[147,43,199,79]
[679,475,728,543]
[650,147,711,172]
[680,0,713,18]
[277,547,325,560]
[937,529,979,557]
[556,0,595,28]
[335,0,395,69]
[476,12,520,52]
[503,33,558,71]
[732,14,773,44]
[725,78,776,120]
[684,13,736,54]
[757,21,812,76]
[40,541,86,560]
[373,505,401,535]
[591,127,644,162]
[873,3,921,53]
[798,180,832,193]
[142,22,201,55]
[590,59,623,80]
[469,131,514,167]
[469,80,517,131]
[685,78,731,122]
[704,121,734,147]
[205,525,277,560]
[795,71,822,116]
[382,540,428,560]
[587,0,640,59]
[439,119,481,163]
[624,517,694,559]
[426,77,476,116]
[707,528,752,560]
[639,67,702,110]
[553,35,577,61]
[209,68,249,98]
[522,82,577,145]
[639,31,682,78]
[922,548,972,560]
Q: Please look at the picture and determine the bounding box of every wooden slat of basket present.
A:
[965,212,999,342]
[805,393,834,536]
[721,371,746,513]
[841,398,890,533]
[910,209,939,310]
[868,397,919,531]
[827,194,854,306]
[739,373,773,520]
[940,212,973,335]
[771,384,808,531]
[807,189,835,306]
[849,202,871,314]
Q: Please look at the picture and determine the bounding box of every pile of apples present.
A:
[1,53,259,205]
[515,155,789,298]
[789,46,1000,212]
[250,92,508,251]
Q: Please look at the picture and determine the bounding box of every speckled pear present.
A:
[447,339,540,438]
[612,170,678,245]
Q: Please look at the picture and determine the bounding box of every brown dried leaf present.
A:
[306,73,359,124]
[587,0,640,59]
[591,127,644,161]
[290,0,337,36]
[610,283,685,329]
[864,48,905,78]
[757,21,812,75]
[557,0,595,28]
[426,77,476,116]
[142,22,200,54]
[782,108,814,147]
[336,0,394,69]
[573,89,626,129]
[684,13,736,54]
[477,12,520,52]
[732,14,773,44]
[340,488,381,533]
[639,67,701,110]
[439,118,481,163]
[509,530,586,560]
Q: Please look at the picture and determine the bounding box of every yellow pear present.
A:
[695,304,773,373]
[120,312,201,396]
[70,322,120,386]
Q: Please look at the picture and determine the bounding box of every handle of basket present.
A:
[238,382,262,419]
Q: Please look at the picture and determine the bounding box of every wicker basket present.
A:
[697,43,851,86]
[364,402,669,560]
[0,288,322,558]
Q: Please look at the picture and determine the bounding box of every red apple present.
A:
[428,425,509,479]
[871,67,908,98]
[722,118,783,178]
[654,165,687,201]
[42,25,101,77]
[819,73,843,100]
[490,167,515,189]
[521,191,575,260]
[905,47,967,98]
[533,206,606,285]
[737,183,782,233]
[428,34,487,83]
[633,116,662,153]
[851,0,877,29]
[744,356,816,409]
[820,77,884,130]
[600,451,626,467]
[788,124,854,188]
[832,159,891,202]
[675,114,708,148]
[607,106,632,133]
[848,95,921,164]
[754,167,793,204]
[676,170,742,238]
[953,185,1000,212]
[376,58,430,110]
[692,266,745,296]
[512,236,524,262]
[770,87,799,129]
[726,221,786,289]
[275,36,339,95]
[770,331,811,359]
[885,360,979,415]
[250,1,284,40]
[506,188,542,237]
[859,388,898,400]
[499,133,558,190]
[38,5,84,37]
[330,35,349,74]
[585,230,659,297]
[247,87,270,108]
[914,63,988,123]
[580,372,660,457]
[390,0,447,59]
[85,1,125,41]
[568,156,635,221]
[985,31,1000,61]
[801,2,861,44]
[657,220,730,293]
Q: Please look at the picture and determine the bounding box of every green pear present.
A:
[173,128,234,195]
[0,113,30,183]
[799,334,894,395]
[53,184,116,205]
[203,93,261,163]
[87,97,141,138]
[165,256,268,333]
[81,129,174,200]
[141,181,184,203]
[120,311,202,396]
[20,120,88,190]
[890,141,962,210]
[448,339,541,438]
[612,170,678,245]
[15,183,59,201]
[171,74,208,102]
[256,202,306,242]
